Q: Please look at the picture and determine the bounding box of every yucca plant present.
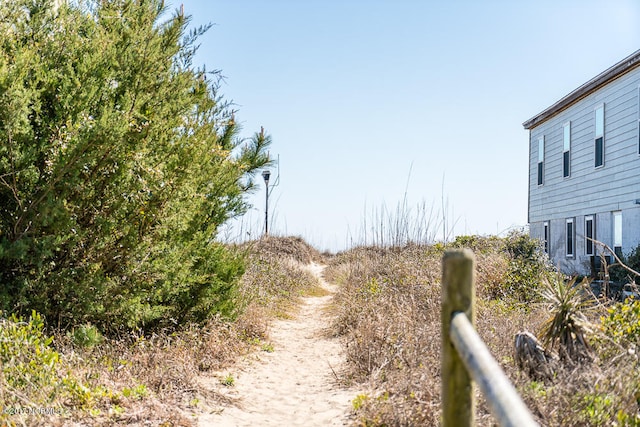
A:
[539,273,595,363]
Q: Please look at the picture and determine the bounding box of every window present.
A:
[563,122,571,177]
[585,215,595,256]
[595,105,604,168]
[566,218,575,257]
[537,136,544,185]
[543,221,549,254]
[613,211,622,258]
[638,87,640,155]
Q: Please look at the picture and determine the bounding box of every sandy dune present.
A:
[198,263,357,427]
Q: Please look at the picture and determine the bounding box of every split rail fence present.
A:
[441,249,538,427]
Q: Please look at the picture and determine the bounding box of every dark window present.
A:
[595,137,604,167]
[585,216,594,256]
[537,136,544,185]
[537,162,543,185]
[595,105,604,168]
[563,122,571,178]
[566,219,574,257]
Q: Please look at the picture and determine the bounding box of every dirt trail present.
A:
[198,263,357,427]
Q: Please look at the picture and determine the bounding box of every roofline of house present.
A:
[522,49,640,130]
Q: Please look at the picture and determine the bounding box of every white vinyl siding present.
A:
[527,56,640,275]
[529,68,640,226]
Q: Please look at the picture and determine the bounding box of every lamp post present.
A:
[262,170,271,235]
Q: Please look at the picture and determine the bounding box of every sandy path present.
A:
[198,263,356,427]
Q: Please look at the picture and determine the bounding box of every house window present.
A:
[637,87,640,155]
[537,136,544,185]
[585,215,595,256]
[563,122,571,177]
[543,221,549,254]
[613,211,622,258]
[595,105,604,168]
[566,218,575,257]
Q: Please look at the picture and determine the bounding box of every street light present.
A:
[262,170,271,235]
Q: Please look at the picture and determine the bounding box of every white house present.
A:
[523,49,640,275]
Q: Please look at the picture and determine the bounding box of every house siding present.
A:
[527,64,640,274]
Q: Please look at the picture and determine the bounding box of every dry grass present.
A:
[0,235,326,426]
[326,244,444,425]
[237,235,327,319]
[55,317,254,426]
[6,233,638,426]
[327,238,640,426]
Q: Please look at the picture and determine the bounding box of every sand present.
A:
[198,263,357,427]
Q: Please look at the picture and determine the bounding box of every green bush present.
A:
[0,311,93,414]
[601,299,640,346]
[453,231,552,304]
[501,230,552,304]
[0,0,269,333]
[69,323,104,349]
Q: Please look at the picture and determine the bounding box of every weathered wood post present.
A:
[441,249,475,427]
[442,249,539,427]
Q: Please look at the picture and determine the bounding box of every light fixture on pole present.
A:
[262,170,271,235]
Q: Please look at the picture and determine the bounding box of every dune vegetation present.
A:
[0,236,327,425]
[2,1,639,426]
[325,232,640,426]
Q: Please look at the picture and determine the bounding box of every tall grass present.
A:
[353,194,459,249]
[328,233,640,426]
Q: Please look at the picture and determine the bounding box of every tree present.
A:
[0,0,271,332]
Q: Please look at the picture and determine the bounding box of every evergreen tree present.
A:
[0,0,271,332]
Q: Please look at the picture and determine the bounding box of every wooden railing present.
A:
[441,249,538,427]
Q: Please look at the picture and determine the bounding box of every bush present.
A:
[0,0,270,333]
[453,231,552,304]
[0,311,98,425]
[601,299,640,347]
[500,231,553,304]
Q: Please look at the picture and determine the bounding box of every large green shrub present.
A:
[0,0,269,332]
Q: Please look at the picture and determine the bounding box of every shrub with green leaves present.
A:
[0,311,93,417]
[0,0,270,332]
[601,299,640,346]
[501,230,552,304]
[453,231,552,304]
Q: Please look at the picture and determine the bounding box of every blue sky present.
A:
[176,1,640,251]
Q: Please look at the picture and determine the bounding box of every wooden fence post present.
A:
[441,249,476,427]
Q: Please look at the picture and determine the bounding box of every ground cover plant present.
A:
[327,231,640,426]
